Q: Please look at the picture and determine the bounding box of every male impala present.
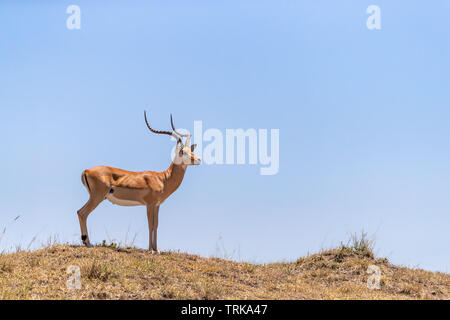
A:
[77,112,201,253]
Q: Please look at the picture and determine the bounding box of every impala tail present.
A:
[81,171,91,193]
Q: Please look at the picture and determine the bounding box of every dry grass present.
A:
[0,243,448,300]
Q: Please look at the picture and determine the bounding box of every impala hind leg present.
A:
[77,190,107,247]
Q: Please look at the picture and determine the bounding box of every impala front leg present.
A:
[152,205,160,253]
[146,203,155,252]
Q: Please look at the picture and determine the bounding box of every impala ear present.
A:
[176,139,183,148]
[190,144,197,152]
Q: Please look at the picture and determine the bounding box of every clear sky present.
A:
[0,1,449,272]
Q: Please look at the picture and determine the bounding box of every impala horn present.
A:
[170,114,191,146]
[144,111,182,145]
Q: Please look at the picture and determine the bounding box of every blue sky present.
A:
[0,1,449,272]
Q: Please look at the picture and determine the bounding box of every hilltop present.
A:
[0,244,448,299]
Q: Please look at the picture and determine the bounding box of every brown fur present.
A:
[77,144,200,252]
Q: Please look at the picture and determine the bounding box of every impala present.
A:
[77,112,201,253]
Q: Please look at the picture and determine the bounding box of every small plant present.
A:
[27,257,41,268]
[214,236,238,260]
[101,240,117,248]
[339,231,375,258]
[84,260,113,281]
[0,258,14,273]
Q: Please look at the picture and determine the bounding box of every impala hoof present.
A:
[81,235,92,247]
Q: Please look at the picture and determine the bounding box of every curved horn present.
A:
[170,114,191,146]
[144,111,182,144]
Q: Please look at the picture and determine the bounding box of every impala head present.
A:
[144,111,201,166]
[174,139,201,166]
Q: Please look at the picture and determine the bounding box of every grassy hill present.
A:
[0,243,448,299]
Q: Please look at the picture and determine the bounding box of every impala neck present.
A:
[163,162,187,193]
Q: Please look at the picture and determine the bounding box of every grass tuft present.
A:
[83,260,114,282]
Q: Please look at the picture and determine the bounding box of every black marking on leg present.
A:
[81,235,87,241]
[84,174,91,192]
[109,188,114,194]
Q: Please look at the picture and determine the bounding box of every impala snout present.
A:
[192,156,201,165]
[186,152,201,165]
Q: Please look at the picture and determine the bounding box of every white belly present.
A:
[106,194,143,207]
